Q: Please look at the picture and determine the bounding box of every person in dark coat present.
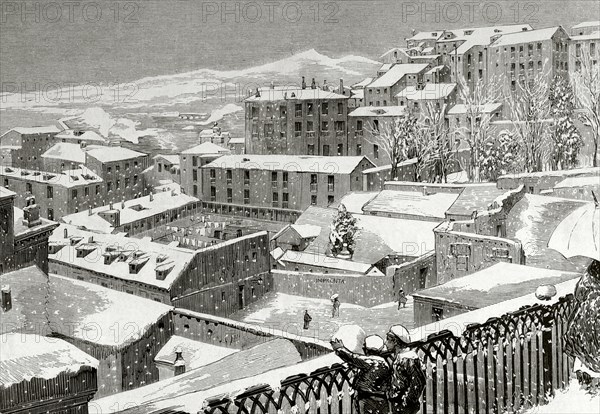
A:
[564,259,600,387]
[303,310,312,330]
[385,324,426,414]
[397,289,408,309]
[332,297,341,318]
[331,335,391,414]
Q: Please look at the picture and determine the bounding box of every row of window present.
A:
[105,175,138,194]
[106,161,138,173]
[575,42,596,57]
[251,102,345,118]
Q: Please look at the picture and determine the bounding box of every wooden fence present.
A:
[201,294,575,414]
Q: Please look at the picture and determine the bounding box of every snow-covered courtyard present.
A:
[229,292,415,342]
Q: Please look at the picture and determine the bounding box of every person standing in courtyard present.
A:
[397,289,408,309]
[331,335,391,414]
[303,310,312,330]
[331,294,341,318]
[385,324,426,414]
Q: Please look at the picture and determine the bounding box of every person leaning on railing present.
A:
[385,325,427,414]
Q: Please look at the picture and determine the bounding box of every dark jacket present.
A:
[334,347,391,396]
[388,349,426,406]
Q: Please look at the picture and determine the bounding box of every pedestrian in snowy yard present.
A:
[385,325,426,414]
[331,335,391,414]
[564,259,600,389]
[332,295,341,318]
[397,289,408,309]
[303,310,312,330]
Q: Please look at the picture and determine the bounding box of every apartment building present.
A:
[201,154,374,211]
[570,21,600,36]
[396,83,457,112]
[244,81,349,156]
[569,30,599,73]
[179,142,230,198]
[364,64,430,106]
[0,165,103,220]
[0,126,61,168]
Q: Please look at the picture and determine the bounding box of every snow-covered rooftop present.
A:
[0,186,16,199]
[413,263,580,309]
[1,125,61,137]
[572,20,600,30]
[362,189,459,220]
[279,250,383,275]
[0,165,102,188]
[491,26,561,47]
[181,141,231,155]
[447,103,503,114]
[49,224,195,290]
[85,145,146,163]
[351,77,374,89]
[12,207,58,237]
[445,183,507,217]
[61,190,198,233]
[154,335,238,370]
[332,192,379,213]
[554,175,600,189]
[367,64,429,88]
[244,87,348,102]
[396,83,457,100]
[203,154,371,175]
[41,142,86,164]
[55,130,107,143]
[0,333,98,388]
[152,154,180,165]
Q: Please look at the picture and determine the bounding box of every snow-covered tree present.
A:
[571,53,600,167]
[328,204,358,258]
[418,102,457,183]
[456,75,501,182]
[480,129,520,181]
[365,112,421,181]
[549,76,583,170]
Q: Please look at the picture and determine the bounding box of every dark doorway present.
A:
[238,285,245,310]
[419,267,428,289]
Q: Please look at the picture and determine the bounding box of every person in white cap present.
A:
[385,324,426,414]
[331,335,391,413]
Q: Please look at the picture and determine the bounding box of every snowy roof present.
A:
[244,87,348,102]
[1,125,61,137]
[396,83,457,100]
[85,145,146,163]
[331,192,379,213]
[12,207,58,237]
[0,186,15,199]
[445,183,507,218]
[554,175,600,189]
[61,190,198,233]
[41,142,86,164]
[279,250,380,274]
[447,103,503,114]
[0,333,98,388]
[153,154,180,164]
[407,31,444,41]
[350,89,364,100]
[411,278,578,342]
[203,155,372,174]
[413,263,580,309]
[499,166,600,180]
[367,64,429,88]
[181,142,231,155]
[426,65,445,74]
[55,130,107,143]
[361,158,418,174]
[572,21,600,29]
[351,77,374,89]
[362,189,459,220]
[290,224,322,239]
[228,137,245,144]
[505,194,590,272]
[491,27,562,47]
[380,47,409,58]
[348,106,407,117]
[0,165,102,188]
[49,224,195,290]
[93,338,309,414]
[570,31,600,40]
[154,336,238,370]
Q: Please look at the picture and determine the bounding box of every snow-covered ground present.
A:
[521,379,599,413]
[229,292,415,343]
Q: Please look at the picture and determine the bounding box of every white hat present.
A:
[364,335,384,351]
[388,324,411,344]
[331,293,339,300]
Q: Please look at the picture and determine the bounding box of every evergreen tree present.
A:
[549,76,583,170]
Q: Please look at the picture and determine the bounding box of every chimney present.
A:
[88,236,94,243]
[64,228,68,238]
[21,196,41,228]
[88,206,93,216]
[422,186,428,196]
[301,76,306,89]
[171,189,176,197]
[121,199,125,209]
[1,286,11,312]
[109,202,113,210]
[255,87,261,98]
[323,79,327,89]
[311,78,316,89]
[339,79,344,94]
[270,81,275,89]
[174,347,186,376]
[150,193,154,202]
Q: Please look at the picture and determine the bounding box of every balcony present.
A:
[336,130,345,137]
[355,130,364,137]
[321,130,330,138]
[306,131,315,138]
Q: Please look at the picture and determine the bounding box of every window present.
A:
[321,121,329,131]
[537,42,542,50]
[310,174,318,192]
[467,54,471,64]
[335,121,345,132]
[328,175,335,192]
[356,144,362,155]
[321,102,328,115]
[193,185,198,197]
[47,186,53,199]
[295,103,302,117]
[107,182,113,192]
[306,102,314,116]
[591,43,596,56]
[467,71,472,80]
[306,120,314,132]
[272,192,279,207]
[47,208,54,221]
[576,43,582,58]
[226,169,232,184]
[264,123,274,136]
[124,178,129,187]
[432,307,444,322]
[24,182,32,193]
[244,170,250,185]
[294,122,302,134]
[311,195,317,205]
[193,169,198,182]
[133,175,138,185]
[116,180,120,189]
[244,189,250,204]
[221,292,226,302]
[307,144,315,155]
[134,161,138,168]
[192,156,197,167]
[271,171,278,187]
[356,120,363,131]
[280,105,287,117]
[478,51,483,62]
[282,192,289,208]
[210,186,216,201]
[125,162,129,170]
[282,172,288,189]
[84,187,89,197]
[337,144,343,156]
[373,119,379,131]
[107,166,112,173]
[158,163,162,172]
[337,102,343,114]
[72,189,77,199]
[323,145,330,156]
[374,144,379,159]
[227,188,232,203]
[3,179,8,187]
[328,195,334,205]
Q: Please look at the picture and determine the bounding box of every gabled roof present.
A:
[41,143,86,164]
[85,146,146,163]
[554,175,600,189]
[1,125,61,137]
[490,26,563,47]
[181,142,231,155]
[0,186,16,199]
[396,83,457,100]
[153,154,180,164]
[0,332,98,388]
[203,155,373,174]
[55,130,107,143]
[154,336,238,370]
[367,64,429,88]
[351,77,374,89]
[379,47,409,59]
[348,106,407,117]
[572,21,600,29]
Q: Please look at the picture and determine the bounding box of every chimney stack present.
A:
[88,206,93,216]
[255,87,261,98]
[1,286,11,312]
[150,193,154,202]
[171,189,176,197]
[88,236,94,243]
[301,76,306,89]
[121,199,125,209]
[339,79,344,94]
[174,347,186,376]
[270,81,275,89]
[64,228,69,238]
[109,202,113,210]
[422,186,429,196]
[323,79,327,89]
[311,78,316,89]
